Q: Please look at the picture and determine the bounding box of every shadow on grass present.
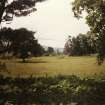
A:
[18,60,47,63]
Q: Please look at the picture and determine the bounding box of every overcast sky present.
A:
[3,0,89,48]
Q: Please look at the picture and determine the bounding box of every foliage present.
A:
[0,0,46,24]
[64,36,72,55]
[19,46,29,62]
[48,47,54,54]
[46,47,54,56]
[64,34,96,56]
[0,27,45,59]
[72,0,105,64]
[0,75,105,105]
[32,43,45,57]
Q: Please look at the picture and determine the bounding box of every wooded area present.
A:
[0,0,105,105]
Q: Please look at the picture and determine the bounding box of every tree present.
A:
[47,47,54,55]
[0,28,34,56]
[0,0,46,24]
[12,28,36,56]
[0,27,45,59]
[72,0,105,64]
[86,31,97,54]
[32,43,45,57]
[71,36,82,56]
[0,27,13,55]
[64,34,96,56]
[64,36,72,55]
[19,45,29,62]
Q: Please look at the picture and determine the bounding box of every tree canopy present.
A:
[72,0,105,64]
[64,34,96,56]
[0,0,46,24]
[0,28,45,59]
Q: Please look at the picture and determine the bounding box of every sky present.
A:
[3,0,89,48]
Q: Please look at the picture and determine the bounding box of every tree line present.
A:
[64,32,97,56]
[0,27,56,62]
[0,0,105,64]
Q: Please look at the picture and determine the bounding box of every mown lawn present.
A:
[1,56,105,77]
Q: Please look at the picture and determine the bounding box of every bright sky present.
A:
[3,0,89,48]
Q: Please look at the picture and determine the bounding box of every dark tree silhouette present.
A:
[19,45,29,62]
[47,47,54,55]
[0,0,46,24]
[0,28,34,56]
[12,28,35,56]
[0,28,45,59]
[32,43,45,57]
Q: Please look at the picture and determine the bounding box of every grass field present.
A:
[2,56,105,77]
